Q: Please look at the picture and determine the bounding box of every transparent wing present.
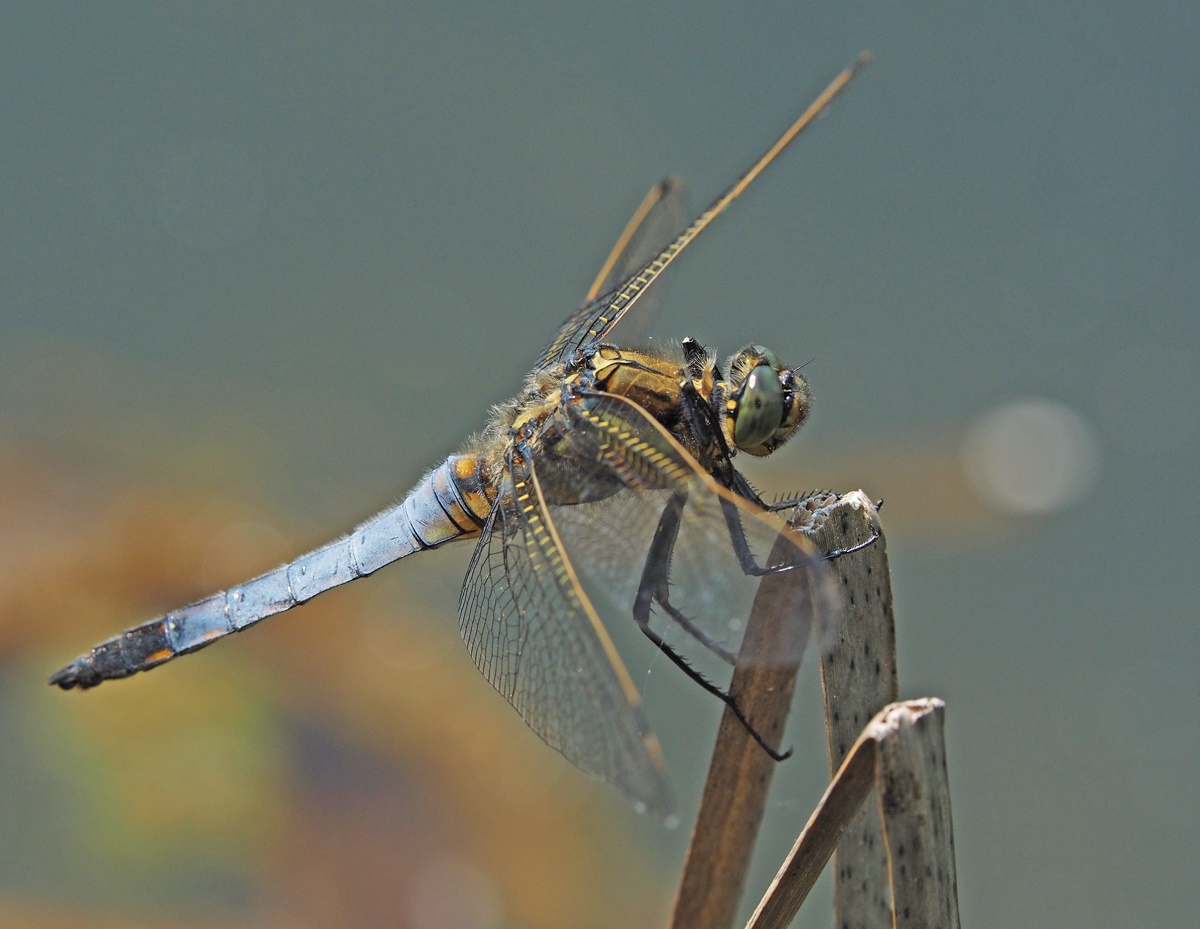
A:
[546,391,837,679]
[534,54,869,371]
[584,177,690,303]
[535,177,688,371]
[457,457,673,815]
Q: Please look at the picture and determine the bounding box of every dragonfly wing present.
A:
[535,178,689,370]
[545,391,837,678]
[458,459,673,815]
[534,55,869,371]
[581,177,690,347]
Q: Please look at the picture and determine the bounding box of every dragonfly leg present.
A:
[633,492,738,664]
[717,494,880,576]
[623,463,797,761]
[637,621,791,762]
[678,379,744,493]
[628,494,795,758]
[763,491,809,512]
[728,469,770,508]
[758,493,882,562]
[718,495,810,577]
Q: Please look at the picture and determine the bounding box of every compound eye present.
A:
[751,345,783,370]
[732,364,784,449]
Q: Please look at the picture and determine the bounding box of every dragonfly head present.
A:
[721,345,811,457]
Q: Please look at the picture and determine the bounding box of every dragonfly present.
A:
[51,54,871,816]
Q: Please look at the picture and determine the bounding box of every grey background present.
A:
[2,2,1197,927]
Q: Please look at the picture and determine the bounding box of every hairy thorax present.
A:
[469,343,719,505]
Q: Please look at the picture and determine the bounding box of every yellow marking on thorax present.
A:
[510,388,563,435]
[588,348,686,417]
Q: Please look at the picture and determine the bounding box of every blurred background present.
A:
[2,2,1197,927]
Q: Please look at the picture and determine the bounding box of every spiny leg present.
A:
[636,620,792,762]
[760,493,882,561]
[716,495,814,577]
[633,491,738,664]
[630,492,789,760]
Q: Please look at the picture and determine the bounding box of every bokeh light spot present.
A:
[961,399,1100,515]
